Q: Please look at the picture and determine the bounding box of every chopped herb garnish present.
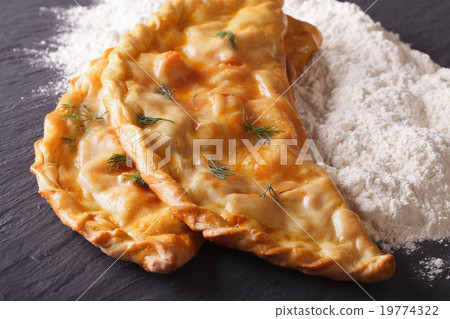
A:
[214,30,238,50]
[207,157,235,179]
[60,101,107,151]
[60,101,77,114]
[192,93,198,105]
[60,137,77,151]
[136,112,175,125]
[155,83,174,100]
[64,113,80,121]
[106,153,130,173]
[121,171,149,189]
[259,184,284,205]
[242,108,283,143]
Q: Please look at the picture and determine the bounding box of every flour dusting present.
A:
[25,1,164,95]
[416,258,447,281]
[25,0,449,272]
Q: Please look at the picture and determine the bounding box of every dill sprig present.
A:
[155,83,174,100]
[242,108,283,143]
[60,101,77,114]
[192,93,198,105]
[60,137,77,151]
[121,171,149,189]
[106,153,130,173]
[214,30,238,50]
[207,157,235,179]
[259,184,284,205]
[60,101,107,151]
[136,112,175,125]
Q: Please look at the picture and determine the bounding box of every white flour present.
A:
[285,0,450,251]
[417,257,446,282]
[33,1,162,88]
[26,1,449,255]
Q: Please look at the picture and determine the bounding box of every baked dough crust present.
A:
[31,50,203,273]
[101,0,395,281]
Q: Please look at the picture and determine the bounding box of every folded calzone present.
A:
[31,50,203,273]
[101,0,395,282]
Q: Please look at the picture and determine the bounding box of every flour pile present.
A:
[285,0,450,251]
[27,0,449,252]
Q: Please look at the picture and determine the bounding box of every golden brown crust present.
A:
[172,199,395,282]
[285,15,323,82]
[31,50,202,274]
[101,0,395,282]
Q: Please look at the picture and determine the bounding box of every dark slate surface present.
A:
[0,0,449,301]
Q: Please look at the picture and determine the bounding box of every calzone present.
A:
[101,0,395,281]
[31,50,203,273]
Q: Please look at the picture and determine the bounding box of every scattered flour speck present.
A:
[416,258,447,281]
